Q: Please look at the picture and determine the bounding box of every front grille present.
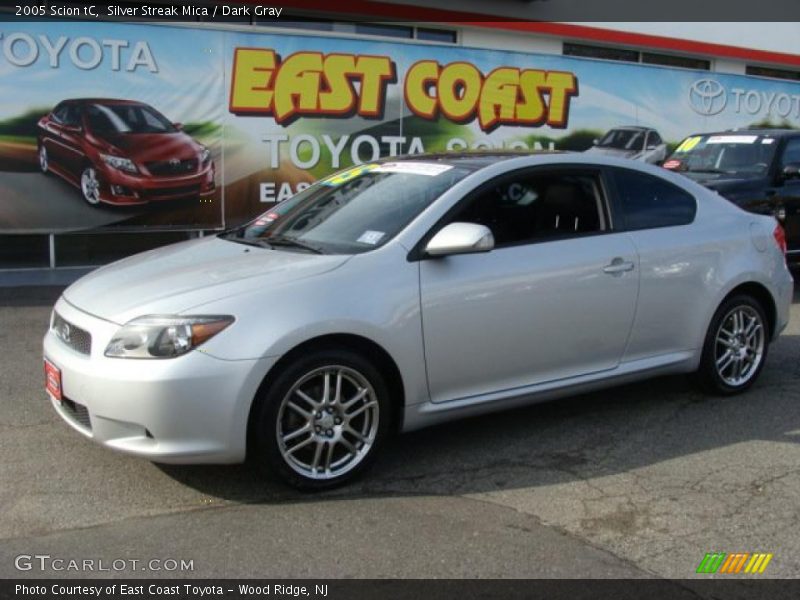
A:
[146,158,198,176]
[61,397,92,431]
[140,184,201,199]
[52,312,91,355]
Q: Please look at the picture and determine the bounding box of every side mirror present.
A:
[425,222,494,257]
[781,162,800,180]
[173,122,184,130]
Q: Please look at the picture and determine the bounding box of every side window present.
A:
[780,138,800,167]
[613,168,696,230]
[649,132,663,147]
[450,170,606,247]
[51,103,67,124]
[61,105,81,127]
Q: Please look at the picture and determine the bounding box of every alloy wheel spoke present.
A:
[286,435,315,456]
[342,388,368,410]
[346,400,378,420]
[324,440,335,472]
[311,440,325,472]
[287,400,312,420]
[282,424,311,443]
[716,350,734,371]
[295,389,319,410]
[333,371,343,405]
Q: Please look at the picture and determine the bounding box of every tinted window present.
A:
[51,103,67,123]
[648,131,662,146]
[780,138,800,167]
[85,103,176,134]
[450,170,606,247]
[613,169,696,230]
[61,105,81,127]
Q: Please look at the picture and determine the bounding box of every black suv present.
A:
[664,129,800,261]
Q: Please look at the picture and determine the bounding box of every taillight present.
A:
[773,223,787,255]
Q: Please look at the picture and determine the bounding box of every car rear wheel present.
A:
[80,166,101,205]
[38,145,49,173]
[251,348,391,490]
[697,294,769,395]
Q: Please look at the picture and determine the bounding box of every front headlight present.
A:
[100,153,138,174]
[104,315,234,359]
[200,146,211,165]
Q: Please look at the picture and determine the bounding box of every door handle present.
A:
[603,258,635,274]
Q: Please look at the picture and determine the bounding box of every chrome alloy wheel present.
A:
[38,145,48,172]
[714,305,765,387]
[80,167,101,205]
[276,366,379,480]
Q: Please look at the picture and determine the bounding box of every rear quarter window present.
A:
[612,168,696,230]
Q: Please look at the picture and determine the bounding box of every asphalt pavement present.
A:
[1,282,799,580]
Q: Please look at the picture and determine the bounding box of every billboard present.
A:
[1,20,800,234]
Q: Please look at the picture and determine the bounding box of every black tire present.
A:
[696,294,769,395]
[250,348,392,490]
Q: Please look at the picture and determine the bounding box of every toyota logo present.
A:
[59,323,71,343]
[169,158,181,167]
[689,79,727,116]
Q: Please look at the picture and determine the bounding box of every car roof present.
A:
[382,151,564,171]
[691,128,799,138]
[606,126,655,132]
[63,98,146,106]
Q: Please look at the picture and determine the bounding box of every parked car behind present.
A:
[585,126,667,164]
[664,129,800,262]
[44,153,793,489]
[37,98,215,206]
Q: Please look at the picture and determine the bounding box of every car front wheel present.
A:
[697,294,769,395]
[80,166,102,205]
[38,145,49,173]
[251,348,391,490]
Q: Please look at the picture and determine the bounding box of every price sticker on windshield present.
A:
[320,164,379,187]
[373,162,453,176]
[675,136,702,153]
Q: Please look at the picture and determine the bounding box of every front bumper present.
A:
[43,297,274,464]
[99,162,216,205]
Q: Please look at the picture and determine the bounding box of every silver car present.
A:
[585,126,668,164]
[44,153,793,489]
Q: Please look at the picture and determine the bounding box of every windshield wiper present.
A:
[685,168,732,174]
[265,235,324,254]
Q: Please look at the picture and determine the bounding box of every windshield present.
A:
[85,103,177,135]
[224,162,471,255]
[665,133,777,177]
[598,129,644,151]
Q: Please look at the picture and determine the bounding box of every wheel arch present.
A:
[246,333,406,457]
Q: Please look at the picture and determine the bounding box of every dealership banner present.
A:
[1,21,800,234]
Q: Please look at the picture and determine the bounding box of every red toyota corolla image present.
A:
[37,98,215,206]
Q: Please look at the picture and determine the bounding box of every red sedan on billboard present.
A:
[37,98,215,206]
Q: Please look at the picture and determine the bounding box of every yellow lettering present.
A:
[229,48,276,113]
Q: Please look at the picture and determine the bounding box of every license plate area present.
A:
[44,358,62,402]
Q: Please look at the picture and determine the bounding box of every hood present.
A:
[585,146,640,159]
[680,172,767,197]
[99,132,201,163]
[63,236,350,324]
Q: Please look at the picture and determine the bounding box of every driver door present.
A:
[418,167,639,404]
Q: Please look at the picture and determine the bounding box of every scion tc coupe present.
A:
[44,153,793,489]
